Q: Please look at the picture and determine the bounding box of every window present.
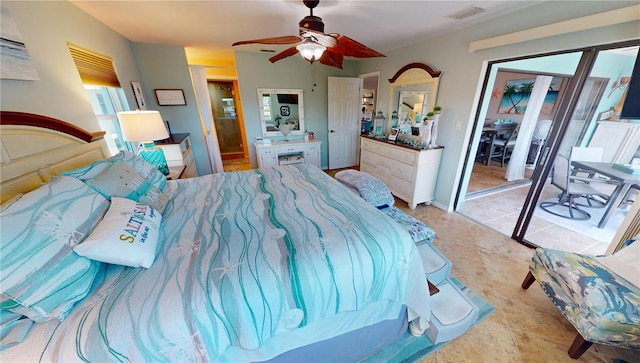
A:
[262,95,271,120]
[68,43,133,155]
[84,85,133,155]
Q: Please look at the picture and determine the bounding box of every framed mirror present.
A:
[398,91,429,125]
[388,63,441,131]
[257,88,305,137]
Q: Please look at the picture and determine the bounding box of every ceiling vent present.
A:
[447,6,487,20]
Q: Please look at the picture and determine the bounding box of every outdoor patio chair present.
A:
[539,153,612,220]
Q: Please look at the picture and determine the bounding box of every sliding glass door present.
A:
[513,41,639,254]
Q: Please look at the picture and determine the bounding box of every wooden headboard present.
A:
[0,111,110,203]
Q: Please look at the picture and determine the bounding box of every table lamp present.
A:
[117,110,170,175]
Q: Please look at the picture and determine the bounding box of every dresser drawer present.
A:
[278,144,306,154]
[359,162,389,184]
[359,162,376,175]
[377,157,394,169]
[388,147,417,164]
[389,175,411,198]
[361,151,378,166]
[361,138,376,152]
[259,149,276,156]
[391,161,415,182]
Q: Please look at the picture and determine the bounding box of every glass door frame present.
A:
[455,39,640,247]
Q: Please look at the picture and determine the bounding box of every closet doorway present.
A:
[207,80,247,160]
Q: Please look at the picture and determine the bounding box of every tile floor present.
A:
[393,201,638,363]
[222,157,251,172]
[458,184,611,256]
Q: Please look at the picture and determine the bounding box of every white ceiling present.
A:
[69,0,547,62]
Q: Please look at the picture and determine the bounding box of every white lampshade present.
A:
[296,39,326,62]
[117,110,169,142]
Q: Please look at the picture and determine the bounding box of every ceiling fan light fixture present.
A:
[296,39,325,62]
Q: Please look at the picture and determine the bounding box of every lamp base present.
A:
[138,142,170,175]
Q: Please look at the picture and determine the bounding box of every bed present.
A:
[0,111,431,362]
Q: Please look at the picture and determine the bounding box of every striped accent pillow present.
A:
[61,150,167,191]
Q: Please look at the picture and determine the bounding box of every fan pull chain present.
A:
[312,62,316,92]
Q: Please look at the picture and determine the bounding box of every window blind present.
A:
[67,43,121,88]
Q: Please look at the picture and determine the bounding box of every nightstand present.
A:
[156,133,197,178]
[166,165,186,180]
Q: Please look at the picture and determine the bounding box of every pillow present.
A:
[0,176,109,322]
[74,197,162,268]
[84,161,169,212]
[334,169,395,208]
[61,150,167,191]
[596,239,640,287]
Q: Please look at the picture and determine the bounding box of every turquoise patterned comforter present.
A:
[4,165,430,362]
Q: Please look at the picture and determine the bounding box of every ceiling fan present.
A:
[232,0,385,69]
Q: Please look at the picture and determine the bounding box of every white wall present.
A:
[131,43,212,176]
[0,1,142,132]
[356,1,640,211]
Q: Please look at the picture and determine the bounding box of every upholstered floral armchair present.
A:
[521,240,640,358]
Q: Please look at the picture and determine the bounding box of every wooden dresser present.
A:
[156,133,197,179]
[254,140,321,169]
[359,137,442,209]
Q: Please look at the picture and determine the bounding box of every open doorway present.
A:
[457,41,639,255]
[467,69,570,196]
[207,80,248,161]
[348,71,380,169]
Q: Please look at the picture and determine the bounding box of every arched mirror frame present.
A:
[387,63,441,131]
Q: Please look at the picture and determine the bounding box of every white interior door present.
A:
[328,76,362,169]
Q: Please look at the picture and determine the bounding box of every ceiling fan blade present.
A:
[232,35,303,46]
[299,28,337,48]
[269,46,300,63]
[319,49,344,69]
[330,34,385,58]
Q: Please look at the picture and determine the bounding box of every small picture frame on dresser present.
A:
[388,128,398,141]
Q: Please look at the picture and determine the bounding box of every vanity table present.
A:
[254,140,321,169]
[254,88,321,169]
[360,137,442,209]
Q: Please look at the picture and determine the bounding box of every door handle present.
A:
[330,129,335,133]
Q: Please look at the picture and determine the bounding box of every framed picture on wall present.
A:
[131,81,147,109]
[154,89,186,106]
[497,76,564,115]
